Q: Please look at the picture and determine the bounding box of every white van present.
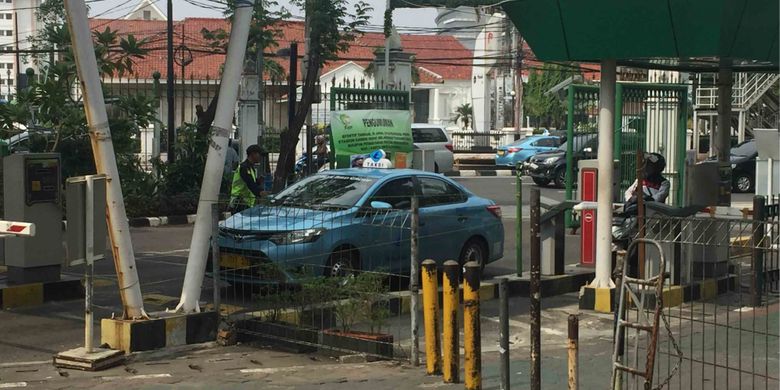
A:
[411,124,454,173]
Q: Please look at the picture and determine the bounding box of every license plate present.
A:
[528,163,538,170]
[497,150,505,156]
[220,253,251,269]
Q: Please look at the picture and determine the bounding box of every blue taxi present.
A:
[216,169,504,283]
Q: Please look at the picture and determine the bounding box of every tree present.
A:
[198,0,290,137]
[452,103,473,130]
[2,0,153,181]
[523,63,578,129]
[271,0,371,191]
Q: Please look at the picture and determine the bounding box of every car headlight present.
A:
[731,163,736,169]
[544,157,559,164]
[270,228,325,245]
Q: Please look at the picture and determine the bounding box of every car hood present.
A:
[531,150,565,162]
[220,205,353,232]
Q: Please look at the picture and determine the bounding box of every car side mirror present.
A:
[370,201,392,209]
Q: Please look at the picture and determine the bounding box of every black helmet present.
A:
[645,152,666,175]
[246,144,262,156]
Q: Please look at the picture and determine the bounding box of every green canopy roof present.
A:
[502,0,779,71]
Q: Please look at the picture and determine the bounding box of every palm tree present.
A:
[452,103,473,130]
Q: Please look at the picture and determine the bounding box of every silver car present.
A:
[411,124,455,173]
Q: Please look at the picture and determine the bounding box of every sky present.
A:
[88,0,440,30]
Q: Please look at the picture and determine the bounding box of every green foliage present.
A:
[331,272,390,333]
[200,0,289,80]
[452,103,473,129]
[523,63,579,129]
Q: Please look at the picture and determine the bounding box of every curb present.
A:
[445,170,516,177]
[578,274,739,313]
[129,212,232,228]
[0,276,84,309]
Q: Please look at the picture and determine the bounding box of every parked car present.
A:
[411,124,454,173]
[495,135,562,167]
[525,133,598,188]
[729,139,757,193]
[216,168,504,284]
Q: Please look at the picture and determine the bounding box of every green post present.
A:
[516,165,523,276]
[564,85,575,228]
[675,88,689,206]
[613,83,624,161]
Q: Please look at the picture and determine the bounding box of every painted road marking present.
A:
[101,373,172,381]
[0,360,49,368]
[0,383,27,388]
[240,364,368,374]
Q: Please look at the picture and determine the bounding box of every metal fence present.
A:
[565,84,688,207]
[450,130,517,153]
[211,196,415,360]
[616,195,780,389]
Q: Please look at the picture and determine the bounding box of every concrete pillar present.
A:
[431,88,440,123]
[737,110,745,144]
[590,59,616,289]
[716,60,733,205]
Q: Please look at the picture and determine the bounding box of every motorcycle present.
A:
[292,151,329,182]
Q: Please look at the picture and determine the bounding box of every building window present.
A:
[5,14,11,20]
[143,10,151,20]
[5,31,12,37]
[4,0,9,4]
[6,63,11,69]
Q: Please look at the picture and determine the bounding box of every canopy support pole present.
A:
[590,59,616,289]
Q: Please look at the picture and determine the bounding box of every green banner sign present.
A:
[330,110,413,168]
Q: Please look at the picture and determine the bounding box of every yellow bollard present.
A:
[442,260,460,383]
[422,259,441,375]
[463,261,482,390]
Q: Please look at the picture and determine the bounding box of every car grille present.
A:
[219,228,278,241]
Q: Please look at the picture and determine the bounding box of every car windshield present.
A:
[731,140,756,157]
[270,174,377,209]
[557,134,596,151]
[412,127,448,143]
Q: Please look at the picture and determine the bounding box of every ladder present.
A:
[611,238,667,390]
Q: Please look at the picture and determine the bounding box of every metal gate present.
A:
[565,83,688,226]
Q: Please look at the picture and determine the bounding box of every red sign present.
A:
[580,169,597,266]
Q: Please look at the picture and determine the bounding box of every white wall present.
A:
[419,80,470,129]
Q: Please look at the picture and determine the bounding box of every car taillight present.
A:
[507,147,522,153]
[445,143,453,152]
[487,205,502,219]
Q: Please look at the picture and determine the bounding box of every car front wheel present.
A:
[327,249,359,278]
[734,173,753,193]
[554,167,567,188]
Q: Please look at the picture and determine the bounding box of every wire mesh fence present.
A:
[616,195,780,390]
[208,171,505,361]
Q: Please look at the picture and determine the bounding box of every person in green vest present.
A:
[229,144,263,213]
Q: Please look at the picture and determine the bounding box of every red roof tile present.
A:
[89,18,473,82]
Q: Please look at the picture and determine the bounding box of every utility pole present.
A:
[14,13,20,96]
[64,0,147,319]
[166,0,176,162]
[176,0,255,313]
[513,28,524,136]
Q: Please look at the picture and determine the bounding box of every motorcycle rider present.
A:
[623,152,670,204]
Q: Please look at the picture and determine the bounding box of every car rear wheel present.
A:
[553,167,567,188]
[327,248,360,278]
[459,238,487,270]
[533,177,550,187]
[734,173,753,193]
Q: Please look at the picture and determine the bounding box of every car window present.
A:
[368,177,415,209]
[271,174,377,209]
[535,138,559,147]
[412,127,448,143]
[419,177,464,207]
[731,140,756,157]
